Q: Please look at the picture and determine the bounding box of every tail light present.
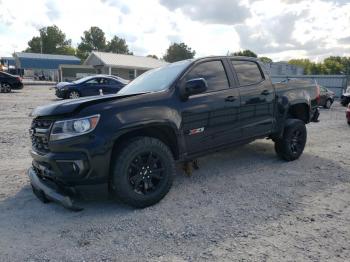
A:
[316,85,321,104]
[17,76,22,82]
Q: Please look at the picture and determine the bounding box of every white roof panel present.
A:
[86,51,168,69]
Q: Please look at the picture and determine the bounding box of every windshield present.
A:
[118,60,191,95]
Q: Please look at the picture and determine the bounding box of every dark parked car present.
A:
[55,75,128,99]
[346,104,350,125]
[341,87,350,106]
[319,85,335,109]
[0,71,23,93]
[28,56,320,210]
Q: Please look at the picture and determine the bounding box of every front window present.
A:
[185,60,229,93]
[118,60,191,95]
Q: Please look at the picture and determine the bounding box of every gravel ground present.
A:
[0,86,349,262]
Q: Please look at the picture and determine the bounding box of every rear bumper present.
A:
[28,167,82,211]
[11,82,23,89]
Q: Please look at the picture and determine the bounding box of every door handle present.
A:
[261,90,270,96]
[225,96,236,102]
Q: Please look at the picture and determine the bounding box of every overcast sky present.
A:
[0,0,349,61]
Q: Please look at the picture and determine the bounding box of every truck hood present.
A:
[30,93,144,117]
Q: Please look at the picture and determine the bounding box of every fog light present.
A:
[56,160,85,175]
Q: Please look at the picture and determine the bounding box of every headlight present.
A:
[50,114,100,141]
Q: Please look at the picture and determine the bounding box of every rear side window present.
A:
[185,60,229,92]
[106,78,120,85]
[86,78,100,84]
[231,60,263,86]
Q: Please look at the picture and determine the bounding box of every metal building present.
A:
[58,64,97,82]
[84,51,168,80]
[264,62,304,76]
[14,52,81,81]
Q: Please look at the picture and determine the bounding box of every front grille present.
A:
[31,118,53,154]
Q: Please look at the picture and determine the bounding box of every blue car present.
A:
[55,75,129,99]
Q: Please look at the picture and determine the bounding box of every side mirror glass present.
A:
[184,78,208,97]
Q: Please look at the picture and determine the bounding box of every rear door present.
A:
[181,59,241,155]
[230,60,274,138]
[100,78,123,94]
[82,78,101,96]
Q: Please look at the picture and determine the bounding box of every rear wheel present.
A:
[67,90,80,99]
[341,98,349,107]
[111,137,175,208]
[275,119,307,161]
[1,83,11,93]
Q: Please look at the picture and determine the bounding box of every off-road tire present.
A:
[274,119,307,161]
[111,137,175,208]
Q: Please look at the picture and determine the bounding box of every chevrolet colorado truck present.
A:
[28,56,320,210]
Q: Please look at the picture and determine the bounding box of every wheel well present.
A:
[111,125,179,160]
[1,82,11,87]
[288,103,309,123]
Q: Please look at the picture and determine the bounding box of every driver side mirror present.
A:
[181,78,208,99]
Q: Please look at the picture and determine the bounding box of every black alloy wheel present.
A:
[111,137,174,208]
[275,119,307,161]
[289,129,303,155]
[127,151,165,195]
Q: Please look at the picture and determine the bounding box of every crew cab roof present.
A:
[194,56,260,62]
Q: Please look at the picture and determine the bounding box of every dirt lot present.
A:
[0,86,349,262]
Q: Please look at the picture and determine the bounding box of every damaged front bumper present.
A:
[28,167,83,211]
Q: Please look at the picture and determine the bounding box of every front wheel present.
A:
[111,137,175,208]
[67,90,80,99]
[274,119,307,161]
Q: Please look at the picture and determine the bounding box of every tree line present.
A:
[24,25,350,75]
[24,25,195,62]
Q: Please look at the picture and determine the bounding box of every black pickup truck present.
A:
[28,56,320,210]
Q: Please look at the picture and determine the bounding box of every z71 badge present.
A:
[188,127,205,135]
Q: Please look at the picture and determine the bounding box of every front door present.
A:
[181,60,241,155]
[230,60,274,138]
